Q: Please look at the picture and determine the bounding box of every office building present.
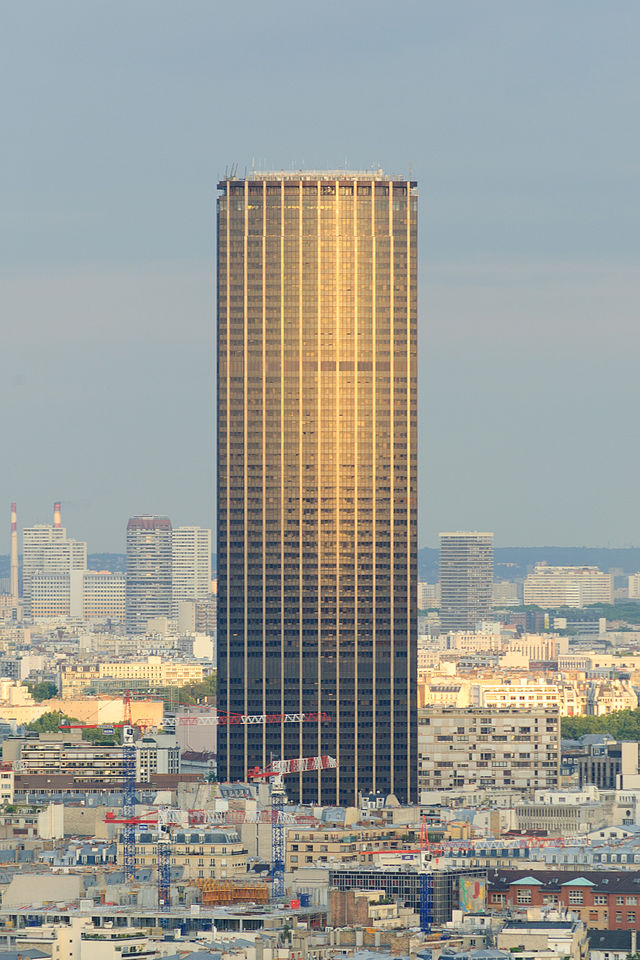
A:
[125,516,172,633]
[524,564,614,608]
[418,705,561,796]
[171,525,212,616]
[439,532,493,631]
[69,570,126,622]
[22,503,87,618]
[217,171,417,804]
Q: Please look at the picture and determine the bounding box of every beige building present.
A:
[118,827,246,880]
[61,656,205,696]
[4,732,178,783]
[524,564,614,608]
[286,823,421,871]
[418,705,560,796]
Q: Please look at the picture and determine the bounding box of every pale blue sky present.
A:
[1,0,638,550]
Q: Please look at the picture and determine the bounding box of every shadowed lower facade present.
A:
[216,171,417,805]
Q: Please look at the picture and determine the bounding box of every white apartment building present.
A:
[418,705,560,796]
[69,570,125,622]
[629,573,640,600]
[23,522,87,618]
[439,630,503,653]
[524,563,614,608]
[469,676,581,714]
[171,525,212,616]
[418,581,440,609]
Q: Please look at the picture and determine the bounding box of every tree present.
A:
[27,681,58,702]
[26,711,77,733]
[562,708,640,742]
[25,711,117,744]
[178,673,217,706]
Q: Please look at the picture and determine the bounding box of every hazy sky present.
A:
[1,0,639,552]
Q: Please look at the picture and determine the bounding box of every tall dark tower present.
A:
[217,171,417,805]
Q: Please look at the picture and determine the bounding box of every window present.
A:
[517,890,532,904]
[627,897,638,905]
[616,912,623,923]
[628,912,636,923]
[617,896,625,905]
[568,890,583,904]
[595,895,607,905]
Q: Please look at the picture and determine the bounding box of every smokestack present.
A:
[53,502,61,529]
[10,503,18,604]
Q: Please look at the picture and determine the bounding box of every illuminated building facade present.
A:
[217,171,417,804]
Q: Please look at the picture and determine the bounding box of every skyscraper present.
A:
[439,532,494,631]
[171,526,212,616]
[125,516,172,633]
[217,171,417,805]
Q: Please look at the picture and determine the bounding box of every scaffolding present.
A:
[194,879,269,905]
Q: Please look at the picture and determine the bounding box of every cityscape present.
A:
[2,3,640,960]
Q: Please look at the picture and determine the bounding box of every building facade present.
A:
[23,507,87,619]
[171,526,212,617]
[217,171,417,804]
[125,516,173,633]
[488,870,640,931]
[439,532,494,631]
[418,705,561,796]
[524,564,614,608]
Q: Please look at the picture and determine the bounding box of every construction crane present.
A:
[105,806,176,909]
[175,711,330,727]
[58,692,138,883]
[248,756,338,900]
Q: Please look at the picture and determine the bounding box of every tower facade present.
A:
[439,532,494,631]
[171,526,212,616]
[217,171,417,805]
[125,516,172,633]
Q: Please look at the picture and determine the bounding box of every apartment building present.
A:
[488,870,640,931]
[118,827,246,881]
[23,507,87,619]
[285,824,423,871]
[70,570,126,622]
[4,733,180,783]
[61,656,205,696]
[524,564,614,608]
[418,706,560,796]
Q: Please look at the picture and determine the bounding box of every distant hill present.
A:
[0,548,638,582]
[419,546,640,582]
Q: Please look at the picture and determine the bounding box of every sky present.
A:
[1,0,639,552]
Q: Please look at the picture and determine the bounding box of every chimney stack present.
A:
[53,502,62,529]
[10,503,18,605]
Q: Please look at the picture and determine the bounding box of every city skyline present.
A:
[2,2,639,550]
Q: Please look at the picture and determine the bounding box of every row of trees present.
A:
[562,708,640,741]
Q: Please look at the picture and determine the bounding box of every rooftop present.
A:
[225,168,396,180]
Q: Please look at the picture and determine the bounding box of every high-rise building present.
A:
[171,526,212,616]
[125,517,172,633]
[217,171,417,805]
[439,532,494,631]
[22,503,87,618]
